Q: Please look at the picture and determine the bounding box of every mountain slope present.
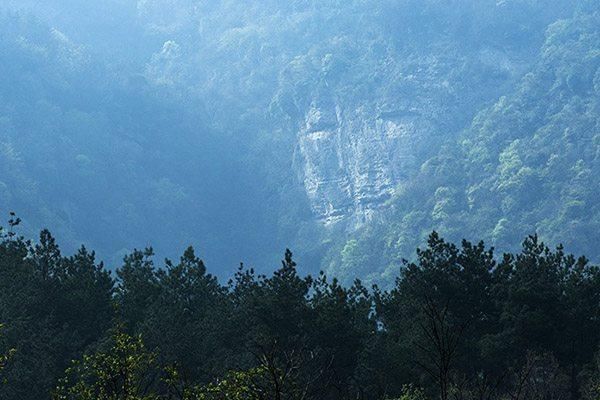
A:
[326,9,600,283]
[0,1,597,280]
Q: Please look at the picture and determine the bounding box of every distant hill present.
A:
[0,1,597,281]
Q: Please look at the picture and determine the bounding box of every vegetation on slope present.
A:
[327,9,600,284]
[1,1,596,280]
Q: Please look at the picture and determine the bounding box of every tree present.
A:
[139,246,228,384]
[308,273,373,398]
[581,349,600,400]
[54,331,160,400]
[489,236,600,397]
[392,385,428,400]
[115,248,161,333]
[505,352,569,400]
[228,249,315,400]
[0,225,114,399]
[377,233,497,400]
[167,367,270,400]
[0,324,15,384]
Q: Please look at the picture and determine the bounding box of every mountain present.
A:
[0,1,597,281]
[0,9,298,273]
[324,7,600,284]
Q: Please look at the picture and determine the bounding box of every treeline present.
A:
[0,219,599,400]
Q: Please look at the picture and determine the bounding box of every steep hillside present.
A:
[0,1,597,279]
[327,9,600,283]
[0,13,299,272]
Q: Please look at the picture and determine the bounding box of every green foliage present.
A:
[54,331,159,400]
[390,385,428,400]
[328,8,600,285]
[582,350,600,400]
[0,221,599,399]
[0,0,590,281]
[0,324,16,384]
[183,367,269,400]
[0,219,114,399]
[0,1,598,399]
[116,246,229,384]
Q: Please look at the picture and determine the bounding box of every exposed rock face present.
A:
[294,48,531,229]
[297,101,434,227]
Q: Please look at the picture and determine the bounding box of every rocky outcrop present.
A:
[294,47,531,229]
[297,101,434,227]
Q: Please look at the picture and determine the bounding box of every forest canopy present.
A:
[0,2,598,398]
[0,218,598,399]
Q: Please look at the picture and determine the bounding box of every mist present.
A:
[1,1,599,399]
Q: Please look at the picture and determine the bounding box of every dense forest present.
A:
[0,1,598,283]
[1,1,599,398]
[325,5,600,284]
[0,219,599,399]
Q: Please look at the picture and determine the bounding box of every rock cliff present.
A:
[293,48,530,230]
